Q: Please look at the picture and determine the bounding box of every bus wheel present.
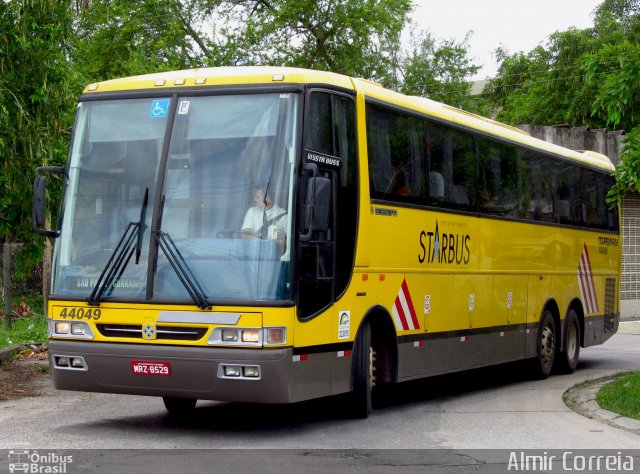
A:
[555,309,580,374]
[531,310,556,379]
[350,320,374,418]
[163,396,197,416]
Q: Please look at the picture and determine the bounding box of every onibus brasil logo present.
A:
[8,450,73,473]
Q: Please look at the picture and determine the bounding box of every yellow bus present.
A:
[33,67,620,418]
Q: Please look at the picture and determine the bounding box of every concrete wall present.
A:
[517,124,625,166]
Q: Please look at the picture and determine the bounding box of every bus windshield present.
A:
[52,92,299,303]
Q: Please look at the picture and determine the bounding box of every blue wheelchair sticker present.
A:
[149,99,171,118]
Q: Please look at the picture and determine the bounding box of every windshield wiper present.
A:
[87,188,148,306]
[154,229,211,310]
[136,188,149,264]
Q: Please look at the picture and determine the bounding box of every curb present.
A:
[0,345,24,363]
[564,374,640,435]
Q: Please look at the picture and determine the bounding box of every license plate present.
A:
[131,360,171,376]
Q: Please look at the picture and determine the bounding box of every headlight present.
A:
[208,327,262,346]
[50,320,94,339]
[221,329,239,342]
[71,323,88,335]
[241,330,260,343]
[55,322,70,334]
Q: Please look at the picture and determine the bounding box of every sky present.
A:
[411,0,604,80]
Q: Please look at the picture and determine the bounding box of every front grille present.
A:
[96,324,208,341]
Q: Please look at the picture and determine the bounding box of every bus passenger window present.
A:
[552,161,580,226]
[580,168,608,230]
[477,137,520,217]
[427,123,475,211]
[365,104,425,202]
[605,175,620,231]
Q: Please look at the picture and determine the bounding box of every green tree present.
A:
[0,0,79,273]
[72,0,482,108]
[394,30,480,108]
[485,0,639,129]
[483,0,640,204]
[607,129,640,206]
[72,0,413,82]
[484,28,603,127]
[72,0,210,81]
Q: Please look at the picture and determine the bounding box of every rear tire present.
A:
[531,310,556,379]
[350,320,373,418]
[555,309,580,374]
[163,397,197,416]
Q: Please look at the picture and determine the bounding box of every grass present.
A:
[0,312,48,349]
[0,293,47,349]
[597,372,640,421]
[11,294,44,316]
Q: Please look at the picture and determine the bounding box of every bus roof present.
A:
[83,66,615,172]
[83,66,355,94]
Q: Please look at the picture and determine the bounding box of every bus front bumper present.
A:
[49,339,294,403]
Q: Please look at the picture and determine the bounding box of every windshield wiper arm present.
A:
[87,189,149,306]
[86,222,138,306]
[154,230,211,310]
[136,188,149,264]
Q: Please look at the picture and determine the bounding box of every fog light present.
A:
[55,322,70,335]
[221,329,239,342]
[243,366,260,378]
[266,327,286,344]
[241,330,260,343]
[71,358,85,368]
[56,357,69,367]
[224,366,241,377]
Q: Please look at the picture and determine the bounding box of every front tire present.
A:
[555,309,580,374]
[531,310,556,379]
[350,320,374,418]
[163,397,197,416]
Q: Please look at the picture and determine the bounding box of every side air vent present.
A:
[604,278,616,333]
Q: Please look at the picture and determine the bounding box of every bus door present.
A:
[297,89,358,320]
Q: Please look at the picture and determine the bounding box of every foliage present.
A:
[0,0,80,276]
[0,0,481,287]
[596,372,640,420]
[393,30,480,108]
[238,0,412,81]
[484,0,640,130]
[606,129,640,206]
[0,313,48,348]
[484,30,603,127]
[71,0,478,101]
[483,0,640,204]
[584,40,640,131]
[72,0,202,81]
[72,0,414,83]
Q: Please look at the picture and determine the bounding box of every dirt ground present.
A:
[0,347,50,400]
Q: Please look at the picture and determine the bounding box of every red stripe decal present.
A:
[394,297,410,330]
[401,279,420,330]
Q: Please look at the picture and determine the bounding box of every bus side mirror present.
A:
[32,166,65,237]
[33,176,46,227]
[300,177,331,241]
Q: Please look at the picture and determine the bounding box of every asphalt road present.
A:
[0,322,638,472]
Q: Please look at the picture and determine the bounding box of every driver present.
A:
[241,186,287,240]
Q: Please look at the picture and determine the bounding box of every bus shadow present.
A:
[74,358,572,436]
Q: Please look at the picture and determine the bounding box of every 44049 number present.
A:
[58,307,102,320]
